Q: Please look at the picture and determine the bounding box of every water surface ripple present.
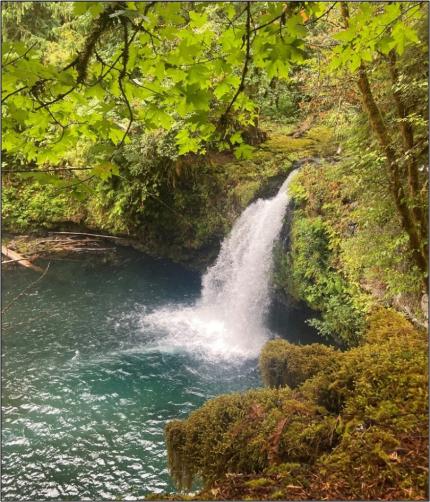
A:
[2,252,260,500]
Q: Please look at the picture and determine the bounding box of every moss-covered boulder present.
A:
[363,307,421,344]
[164,309,428,500]
[259,339,338,389]
[165,387,336,491]
[300,308,428,413]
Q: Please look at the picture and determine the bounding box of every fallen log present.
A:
[47,231,125,240]
[1,245,43,272]
[291,114,315,138]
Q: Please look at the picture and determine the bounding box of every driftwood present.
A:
[48,231,125,240]
[2,234,117,264]
[40,237,115,253]
[1,245,43,272]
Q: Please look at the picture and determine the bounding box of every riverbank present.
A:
[162,308,428,501]
[2,121,333,270]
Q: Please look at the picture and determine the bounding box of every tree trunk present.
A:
[340,2,428,291]
[387,50,428,240]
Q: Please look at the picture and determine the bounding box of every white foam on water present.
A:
[141,170,298,360]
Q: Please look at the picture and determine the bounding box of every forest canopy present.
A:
[2,2,426,157]
[2,0,429,299]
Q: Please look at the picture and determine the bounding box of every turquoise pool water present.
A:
[2,250,261,500]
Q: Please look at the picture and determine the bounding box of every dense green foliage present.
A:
[165,309,428,500]
[270,5,429,342]
[3,124,300,265]
[2,179,83,231]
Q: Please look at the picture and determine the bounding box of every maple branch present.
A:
[220,1,252,124]
[1,85,28,103]
[3,41,38,67]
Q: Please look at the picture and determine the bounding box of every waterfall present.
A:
[141,170,298,359]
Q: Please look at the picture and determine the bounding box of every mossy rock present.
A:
[233,180,261,207]
[165,387,335,491]
[364,307,423,344]
[259,339,339,389]
[165,309,428,500]
[300,308,428,415]
[259,124,335,159]
[305,125,337,157]
[263,134,314,156]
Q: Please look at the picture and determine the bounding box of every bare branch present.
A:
[33,85,77,111]
[48,231,126,240]
[2,263,51,315]
[48,175,96,196]
[118,17,133,147]
[220,2,252,125]
[3,167,92,173]
[2,85,28,103]
[3,41,38,67]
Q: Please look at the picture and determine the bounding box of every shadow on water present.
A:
[268,296,323,345]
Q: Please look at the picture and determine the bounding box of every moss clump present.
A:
[197,463,312,500]
[263,134,314,155]
[165,309,428,500]
[310,426,428,500]
[165,387,335,491]
[233,180,261,207]
[363,307,422,344]
[244,477,274,488]
[300,308,428,414]
[259,339,338,389]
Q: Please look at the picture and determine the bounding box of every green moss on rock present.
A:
[364,307,422,344]
[259,339,338,389]
[165,387,334,491]
[164,309,428,500]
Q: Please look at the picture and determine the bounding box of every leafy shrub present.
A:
[2,180,83,231]
[274,211,367,346]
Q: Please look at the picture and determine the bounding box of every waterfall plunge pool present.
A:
[2,248,320,500]
[2,172,321,500]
